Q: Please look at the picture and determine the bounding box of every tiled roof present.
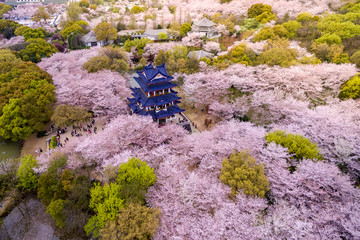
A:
[193,18,216,27]
[80,31,97,43]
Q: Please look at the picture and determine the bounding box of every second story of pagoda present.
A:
[128,62,185,123]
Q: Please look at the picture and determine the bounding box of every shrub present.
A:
[339,74,360,100]
[296,12,314,23]
[253,27,275,42]
[255,11,276,24]
[220,151,269,199]
[298,55,321,65]
[315,33,342,45]
[247,3,272,18]
[350,50,360,68]
[281,20,301,38]
[17,155,38,191]
[51,136,57,149]
[265,130,323,161]
[273,25,289,38]
[258,47,298,67]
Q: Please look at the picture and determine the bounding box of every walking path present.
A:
[21,117,106,158]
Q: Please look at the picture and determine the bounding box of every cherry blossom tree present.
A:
[203,41,221,54]
[38,49,131,117]
[182,32,204,47]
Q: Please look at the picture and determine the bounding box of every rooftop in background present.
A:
[193,18,216,27]
[81,31,97,44]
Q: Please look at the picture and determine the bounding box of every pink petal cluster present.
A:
[37,49,131,117]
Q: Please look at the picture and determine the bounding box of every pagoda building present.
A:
[128,62,185,124]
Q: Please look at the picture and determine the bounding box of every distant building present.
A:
[142,29,169,41]
[128,62,185,124]
[192,18,220,38]
[80,31,114,47]
[187,50,214,60]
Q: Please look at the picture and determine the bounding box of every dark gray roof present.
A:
[81,31,98,43]
[193,18,216,27]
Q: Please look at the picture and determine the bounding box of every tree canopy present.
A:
[51,104,92,127]
[220,151,269,199]
[94,22,117,43]
[0,50,55,141]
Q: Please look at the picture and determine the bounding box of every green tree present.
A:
[0,99,36,141]
[84,182,125,238]
[51,104,91,127]
[0,3,12,18]
[315,33,342,45]
[253,27,275,42]
[0,59,55,133]
[281,20,301,38]
[17,155,38,191]
[180,22,191,37]
[255,11,276,24]
[117,157,156,204]
[83,47,129,73]
[296,12,314,23]
[0,19,20,39]
[339,74,360,100]
[20,38,58,63]
[67,2,82,21]
[350,50,360,68]
[123,38,153,55]
[220,151,269,199]
[130,6,144,14]
[46,199,67,229]
[158,32,168,40]
[258,46,298,67]
[247,3,276,23]
[61,21,88,40]
[265,130,323,161]
[22,27,47,41]
[247,3,273,18]
[32,7,50,24]
[99,203,161,240]
[14,26,31,36]
[94,22,117,43]
[79,0,90,8]
[311,43,349,63]
[298,55,321,65]
[272,25,289,38]
[37,152,68,205]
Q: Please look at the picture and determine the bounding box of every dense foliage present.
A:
[99,203,161,240]
[85,158,157,238]
[51,104,92,128]
[83,47,129,74]
[265,130,323,161]
[339,74,360,100]
[0,50,55,141]
[220,151,269,198]
[16,155,38,191]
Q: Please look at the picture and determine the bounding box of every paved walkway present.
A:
[21,117,107,158]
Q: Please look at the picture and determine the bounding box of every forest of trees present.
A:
[0,0,359,239]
